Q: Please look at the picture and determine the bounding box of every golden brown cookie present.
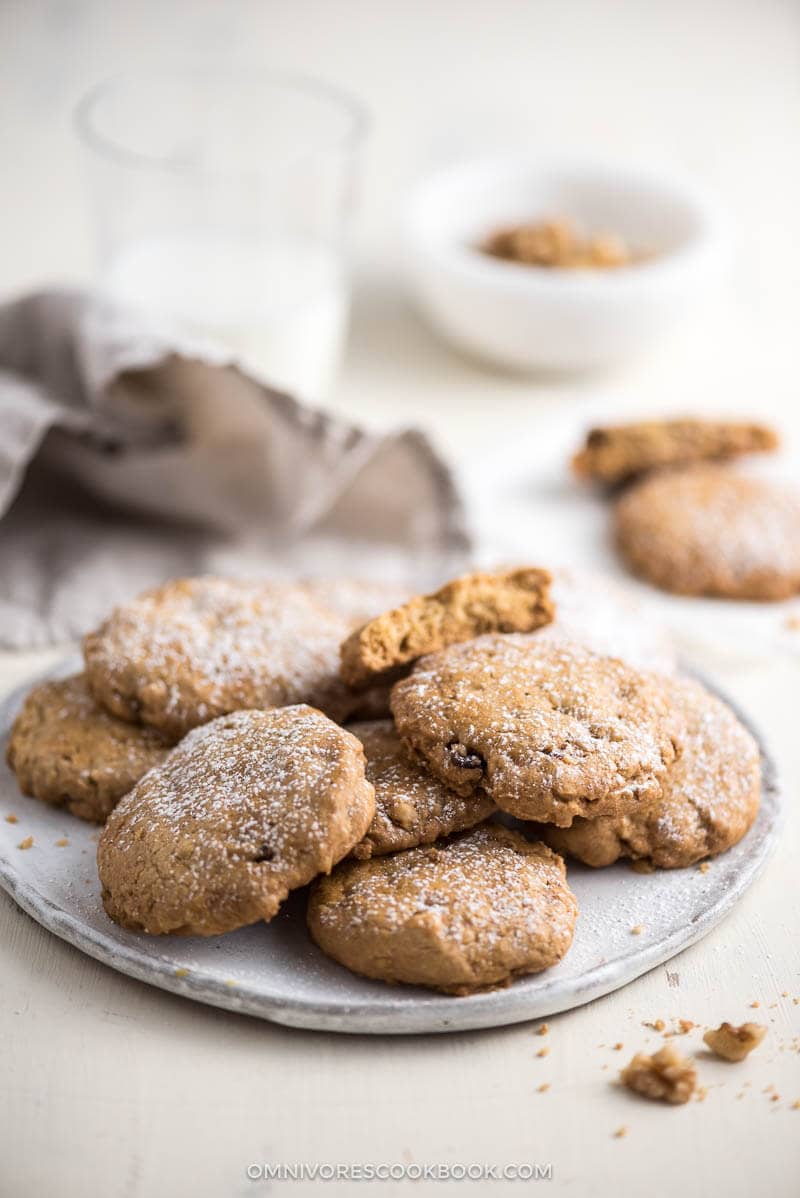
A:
[572,419,778,485]
[540,675,761,869]
[339,567,554,689]
[308,825,577,994]
[614,465,800,600]
[97,706,375,936]
[6,674,169,823]
[348,720,495,859]
[390,635,684,827]
[84,577,361,740]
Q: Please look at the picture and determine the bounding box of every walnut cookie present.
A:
[339,567,554,689]
[348,720,495,859]
[97,706,375,936]
[6,674,169,823]
[84,577,373,741]
[390,635,685,827]
[308,824,578,995]
[572,418,778,485]
[614,465,800,600]
[542,674,761,869]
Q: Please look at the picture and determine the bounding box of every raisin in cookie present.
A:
[614,465,800,600]
[84,577,361,740]
[348,720,495,859]
[572,419,778,485]
[308,825,577,995]
[97,706,375,936]
[541,675,760,869]
[6,674,169,823]
[391,636,684,827]
[339,567,554,689]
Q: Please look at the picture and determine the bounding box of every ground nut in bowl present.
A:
[405,155,729,372]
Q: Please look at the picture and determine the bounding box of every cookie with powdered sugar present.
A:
[308,824,577,994]
[541,675,761,869]
[84,577,364,740]
[614,465,800,600]
[97,706,375,936]
[391,636,684,827]
[7,674,169,823]
[348,720,495,859]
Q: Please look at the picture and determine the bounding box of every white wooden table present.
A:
[2,3,799,1196]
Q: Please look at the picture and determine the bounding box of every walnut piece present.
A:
[620,1044,697,1105]
[482,218,633,270]
[703,1022,767,1062]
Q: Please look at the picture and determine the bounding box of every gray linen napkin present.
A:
[0,290,469,648]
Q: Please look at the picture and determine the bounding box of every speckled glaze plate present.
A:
[0,655,781,1035]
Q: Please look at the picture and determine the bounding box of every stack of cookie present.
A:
[6,565,761,996]
[573,417,800,600]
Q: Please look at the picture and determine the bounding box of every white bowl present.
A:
[405,155,729,372]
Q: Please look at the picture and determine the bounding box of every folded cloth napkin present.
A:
[0,290,469,648]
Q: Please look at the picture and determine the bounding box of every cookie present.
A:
[348,720,495,859]
[572,419,778,485]
[308,825,577,994]
[97,706,375,936]
[339,567,554,689]
[390,636,684,827]
[541,568,676,674]
[541,675,761,868]
[6,674,168,823]
[84,577,361,740]
[614,465,800,600]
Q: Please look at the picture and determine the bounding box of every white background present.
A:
[1,3,799,1196]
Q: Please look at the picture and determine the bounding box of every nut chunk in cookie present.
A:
[84,577,358,740]
[620,1044,697,1104]
[348,720,495,859]
[97,707,375,936]
[308,825,577,995]
[542,675,761,869]
[572,418,778,485]
[391,635,684,827]
[6,674,169,823]
[339,567,554,689]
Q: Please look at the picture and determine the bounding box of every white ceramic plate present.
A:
[0,656,781,1035]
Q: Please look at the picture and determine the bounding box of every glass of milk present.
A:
[75,70,367,401]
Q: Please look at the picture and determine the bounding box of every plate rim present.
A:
[0,656,783,1035]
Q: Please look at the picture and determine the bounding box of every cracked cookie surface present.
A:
[541,674,760,868]
[390,636,684,827]
[614,465,800,600]
[6,674,169,823]
[84,577,363,740]
[97,706,375,936]
[308,824,577,994]
[572,418,778,485]
[339,567,554,689]
[348,720,495,859]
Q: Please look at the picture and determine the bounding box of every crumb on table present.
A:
[703,1023,767,1062]
[620,1044,697,1105]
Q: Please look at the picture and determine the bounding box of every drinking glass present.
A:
[75,69,367,400]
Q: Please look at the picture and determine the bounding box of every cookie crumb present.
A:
[696,1086,708,1103]
[537,1023,549,1036]
[5,814,18,824]
[677,1019,695,1035]
[770,1094,780,1103]
[17,836,33,850]
[698,862,710,874]
[620,1044,697,1105]
[537,1047,550,1058]
[55,838,69,848]
[537,1083,550,1093]
[174,968,189,978]
[750,1001,760,1009]
[224,979,238,988]
[792,1100,800,1110]
[631,925,644,935]
[613,1042,624,1051]
[631,859,655,875]
[644,1019,666,1032]
[613,1126,628,1139]
[703,1022,766,1061]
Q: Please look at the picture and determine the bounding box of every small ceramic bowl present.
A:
[405,154,729,372]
